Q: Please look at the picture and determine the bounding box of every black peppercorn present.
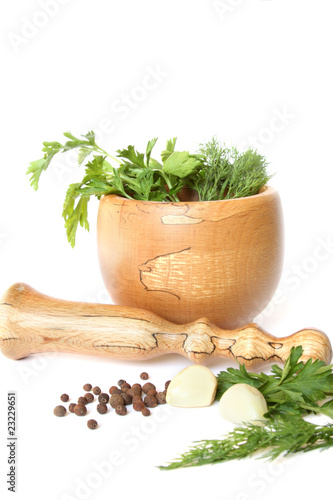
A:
[109,386,122,395]
[68,403,76,413]
[140,372,149,380]
[74,403,87,416]
[60,394,69,402]
[92,386,101,395]
[97,403,108,415]
[98,393,110,404]
[110,394,124,409]
[142,382,156,394]
[83,384,92,392]
[156,392,167,404]
[115,405,127,416]
[142,408,151,417]
[54,405,67,417]
[118,379,126,387]
[144,394,158,408]
[87,419,98,429]
[84,393,94,403]
[78,396,88,405]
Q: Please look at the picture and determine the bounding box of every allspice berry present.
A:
[133,401,145,412]
[132,383,142,390]
[109,386,122,395]
[142,408,151,417]
[165,380,171,390]
[142,382,156,394]
[98,393,110,404]
[110,394,124,409]
[74,403,87,416]
[132,395,143,404]
[147,389,157,396]
[78,396,88,405]
[87,419,98,430]
[121,392,133,406]
[118,379,126,387]
[60,394,69,402]
[156,392,167,404]
[54,405,67,417]
[92,386,101,395]
[68,403,76,413]
[84,393,94,403]
[144,395,158,408]
[140,372,149,380]
[121,382,131,391]
[128,387,141,397]
[116,405,127,416]
[97,403,108,415]
[83,384,92,392]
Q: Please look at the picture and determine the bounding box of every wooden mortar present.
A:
[97,186,284,329]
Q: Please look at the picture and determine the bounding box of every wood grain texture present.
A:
[97,186,284,329]
[0,283,331,367]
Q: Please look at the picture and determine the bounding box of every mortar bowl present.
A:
[97,186,284,329]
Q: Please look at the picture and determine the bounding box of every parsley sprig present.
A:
[160,347,333,470]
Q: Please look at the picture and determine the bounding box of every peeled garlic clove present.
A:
[219,383,268,425]
[166,365,217,407]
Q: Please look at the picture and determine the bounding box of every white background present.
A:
[1,1,333,499]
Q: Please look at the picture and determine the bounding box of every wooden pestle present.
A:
[0,283,331,367]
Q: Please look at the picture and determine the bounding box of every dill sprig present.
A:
[159,418,333,470]
[193,138,273,201]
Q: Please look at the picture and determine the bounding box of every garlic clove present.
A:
[166,365,217,407]
[219,383,268,425]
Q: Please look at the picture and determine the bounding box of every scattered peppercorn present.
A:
[140,372,149,380]
[78,396,88,405]
[132,395,143,404]
[147,389,157,396]
[117,379,126,387]
[109,386,122,395]
[60,394,69,402]
[121,382,131,391]
[92,386,101,395]
[83,384,92,392]
[156,392,167,404]
[97,403,108,415]
[142,382,156,394]
[110,394,124,409]
[133,401,145,412]
[98,393,110,404]
[68,403,76,413]
[116,405,127,416]
[128,387,141,397]
[87,419,98,430]
[121,392,133,406]
[142,408,151,417]
[84,393,94,403]
[132,383,142,390]
[144,395,158,408]
[54,405,67,417]
[74,403,87,416]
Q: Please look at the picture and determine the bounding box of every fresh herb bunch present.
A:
[159,418,333,470]
[193,138,273,201]
[216,346,333,419]
[27,132,272,247]
[160,347,333,470]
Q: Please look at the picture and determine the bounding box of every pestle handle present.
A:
[0,283,331,367]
